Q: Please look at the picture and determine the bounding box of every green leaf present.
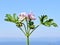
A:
[4,13,18,23]
[5,14,12,21]
[13,13,16,20]
[43,19,53,27]
[39,15,48,24]
[12,13,17,23]
[39,15,58,27]
[51,23,58,27]
[43,21,51,27]
[41,15,48,21]
[38,16,43,24]
[4,18,9,21]
[48,19,53,22]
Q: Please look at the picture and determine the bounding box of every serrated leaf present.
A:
[12,13,16,22]
[48,19,53,22]
[13,13,16,20]
[6,14,12,19]
[51,23,58,27]
[43,21,51,27]
[5,14,18,23]
[4,18,9,21]
[5,14,12,21]
[42,15,47,21]
[43,19,53,27]
[39,15,57,27]
[16,17,18,21]
[38,16,43,24]
[39,15,48,24]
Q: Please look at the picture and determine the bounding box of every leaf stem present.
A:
[29,25,39,36]
[19,27,25,35]
[26,19,28,33]
[22,23,27,33]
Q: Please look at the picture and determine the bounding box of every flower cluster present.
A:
[17,12,36,29]
[18,12,35,21]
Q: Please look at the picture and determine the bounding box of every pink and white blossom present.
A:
[28,12,35,20]
[18,12,27,21]
[18,12,35,22]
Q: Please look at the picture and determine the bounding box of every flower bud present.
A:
[29,21,34,25]
[16,22,22,27]
[29,25,35,29]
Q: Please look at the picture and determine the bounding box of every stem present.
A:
[22,23,27,33]
[26,19,28,33]
[19,27,25,35]
[26,36,29,45]
[29,25,39,36]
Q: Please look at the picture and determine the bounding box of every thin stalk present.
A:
[26,36,29,45]
[28,28,30,34]
[19,27,25,35]
[22,23,27,33]
[26,19,28,32]
[29,25,39,36]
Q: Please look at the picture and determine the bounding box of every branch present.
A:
[29,25,39,36]
[19,27,25,35]
[26,19,28,33]
[22,23,27,33]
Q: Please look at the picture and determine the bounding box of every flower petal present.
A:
[18,12,27,21]
[28,12,36,20]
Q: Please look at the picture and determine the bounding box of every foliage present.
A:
[39,15,57,27]
[4,13,18,24]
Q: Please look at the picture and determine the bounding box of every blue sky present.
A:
[0,0,60,41]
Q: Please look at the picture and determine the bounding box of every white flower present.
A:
[18,12,27,22]
[18,12,36,22]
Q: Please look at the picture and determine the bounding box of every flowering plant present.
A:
[4,12,57,45]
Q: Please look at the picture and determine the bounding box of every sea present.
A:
[0,38,60,45]
[0,41,60,45]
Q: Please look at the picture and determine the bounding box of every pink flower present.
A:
[18,12,27,21]
[18,12,35,22]
[28,12,35,20]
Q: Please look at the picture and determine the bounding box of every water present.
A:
[0,41,60,45]
[0,38,60,45]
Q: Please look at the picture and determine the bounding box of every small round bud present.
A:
[29,25,35,29]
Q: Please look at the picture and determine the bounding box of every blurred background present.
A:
[0,0,60,45]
